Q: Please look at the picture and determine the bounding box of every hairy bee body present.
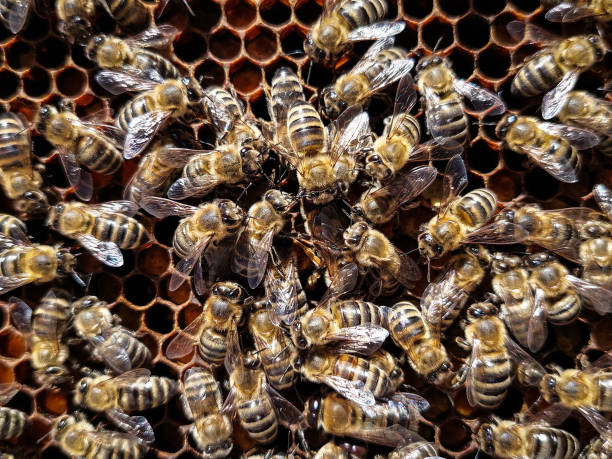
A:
[388,442,439,459]
[287,100,326,157]
[540,368,612,412]
[56,0,96,42]
[117,93,161,133]
[581,436,612,459]
[0,408,26,440]
[109,329,150,369]
[580,234,612,289]
[511,35,606,97]
[332,299,389,329]
[0,214,27,241]
[0,245,64,283]
[32,289,71,341]
[203,86,243,126]
[105,0,147,31]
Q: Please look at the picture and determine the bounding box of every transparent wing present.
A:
[578,406,612,441]
[165,314,203,360]
[169,235,213,292]
[517,143,580,183]
[329,106,370,165]
[521,402,572,427]
[0,383,19,406]
[141,196,198,218]
[90,200,139,217]
[2,0,29,34]
[9,297,32,333]
[325,324,389,355]
[505,335,546,386]
[537,121,600,149]
[362,59,415,100]
[546,3,594,22]
[388,73,417,139]
[124,110,173,159]
[409,137,464,162]
[440,155,468,215]
[345,21,405,42]
[342,421,423,448]
[182,367,214,418]
[541,71,579,120]
[167,175,222,200]
[314,375,376,406]
[395,250,422,285]
[465,337,482,407]
[154,146,201,167]
[376,166,437,212]
[421,270,464,328]
[77,234,123,267]
[126,24,179,48]
[317,261,359,309]
[107,408,155,444]
[453,80,506,116]
[56,146,93,201]
[247,229,275,289]
[527,287,548,353]
[0,276,33,294]
[566,274,612,315]
[95,70,160,95]
[506,21,559,45]
[88,427,150,448]
[93,333,133,374]
[265,383,306,429]
[462,220,529,245]
[389,392,431,413]
[265,261,298,327]
[594,183,612,218]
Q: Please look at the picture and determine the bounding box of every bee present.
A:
[248,301,300,391]
[141,198,244,294]
[103,0,148,34]
[231,190,294,289]
[581,436,612,458]
[165,282,250,364]
[0,0,30,33]
[354,165,437,226]
[73,295,151,374]
[47,201,149,267]
[0,109,48,218]
[344,220,421,296]
[387,300,455,387]
[0,384,27,440]
[96,71,203,159]
[420,245,491,332]
[182,366,233,458]
[55,0,95,42]
[368,349,404,392]
[303,0,404,63]
[10,290,72,385]
[477,417,580,459]
[265,67,306,151]
[37,100,124,201]
[387,442,441,459]
[264,254,307,331]
[415,54,506,146]
[312,441,350,459]
[52,414,148,459]
[0,214,27,242]
[364,73,463,181]
[86,25,181,81]
[303,392,428,448]
[321,38,415,119]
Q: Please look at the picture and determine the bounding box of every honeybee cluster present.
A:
[0,0,609,457]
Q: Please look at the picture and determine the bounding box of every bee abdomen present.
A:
[546,293,581,324]
[106,0,147,29]
[261,346,297,390]
[501,301,532,347]
[271,68,305,113]
[107,329,150,369]
[75,136,123,175]
[173,220,198,259]
[427,96,469,145]
[184,368,223,414]
[85,436,145,459]
[0,247,27,278]
[596,374,612,411]
[0,114,29,172]
[337,0,386,30]
[138,51,181,80]
[530,426,580,459]
[395,114,421,147]
[471,354,512,409]
[91,214,148,249]
[0,407,26,439]
[454,188,497,228]
[335,355,391,397]
[0,214,27,241]
[118,376,179,411]
[387,302,426,348]
[334,300,388,329]
[287,101,325,156]
[511,53,563,97]
[198,328,227,364]
[237,397,278,444]
[117,95,156,132]
[33,296,71,340]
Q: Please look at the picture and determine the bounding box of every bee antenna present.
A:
[426,257,431,283]
[306,60,313,87]
[433,36,444,52]
[71,271,86,287]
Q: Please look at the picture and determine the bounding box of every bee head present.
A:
[417,230,443,260]
[343,221,368,248]
[239,146,261,175]
[16,190,49,219]
[72,295,101,313]
[53,414,75,437]
[34,366,71,386]
[86,35,125,67]
[477,423,495,454]
[264,189,293,213]
[304,36,329,63]
[587,34,606,61]
[303,395,322,428]
[416,54,444,73]
[540,374,560,403]
[290,320,309,350]
[321,86,346,119]
[467,301,498,320]
[72,377,91,407]
[495,113,517,139]
[56,249,77,275]
[182,77,203,103]
[365,152,393,180]
[217,200,245,230]
[65,16,92,44]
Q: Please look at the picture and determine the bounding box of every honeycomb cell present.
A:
[438,0,469,17]
[492,12,523,46]
[0,361,14,383]
[260,0,291,25]
[88,272,122,303]
[0,69,20,99]
[0,329,26,359]
[591,317,612,349]
[145,302,175,334]
[438,418,471,452]
[194,59,226,88]
[456,14,490,50]
[280,27,305,57]
[6,390,33,415]
[295,0,322,25]
[477,44,511,79]
[210,28,242,60]
[487,170,521,202]
[249,92,271,121]
[6,40,34,71]
[191,0,222,32]
[245,26,277,61]
[173,30,207,63]
[22,66,51,99]
[525,168,560,200]
[225,0,256,28]
[421,17,453,51]
[112,302,142,331]
[496,387,525,419]
[402,0,433,19]
[20,13,48,41]
[36,388,67,415]
[108,250,135,277]
[138,244,171,276]
[35,36,69,69]
[161,274,192,304]
[465,171,485,192]
[124,274,156,306]
[474,0,505,16]
[510,0,540,13]
[447,47,474,80]
[467,140,499,174]
[56,67,87,97]
[394,24,418,51]
[230,59,262,94]
[41,446,64,459]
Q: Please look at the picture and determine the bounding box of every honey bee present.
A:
[546,0,612,22]
[321,38,415,119]
[264,254,307,330]
[86,25,181,81]
[420,245,491,332]
[0,0,30,33]
[0,384,26,441]
[74,368,178,443]
[182,366,233,458]
[52,414,148,459]
[0,109,48,218]
[47,201,149,267]
[415,55,506,146]
[303,0,404,63]
[364,73,463,181]
[368,349,404,392]
[165,282,250,364]
[231,190,294,289]
[248,301,300,391]
[303,392,428,448]
[141,198,244,294]
[312,441,350,459]
[387,442,441,459]
[55,0,95,42]
[73,295,151,374]
[96,71,203,159]
[354,165,437,225]
[0,214,27,242]
[581,436,612,459]
[477,417,581,459]
[37,100,124,201]
[265,67,306,151]
[10,289,72,385]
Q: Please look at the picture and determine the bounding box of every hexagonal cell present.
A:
[178,302,202,328]
[525,168,560,200]
[74,95,106,118]
[394,24,418,51]
[173,30,207,63]
[138,244,171,276]
[402,0,433,19]
[56,67,87,98]
[225,0,256,28]
[35,36,69,69]
[492,12,524,46]
[592,317,612,349]
[123,274,157,306]
[487,170,521,202]
[108,250,135,277]
[210,28,242,60]
[280,27,305,57]
[456,14,490,50]
[245,26,277,61]
[194,59,226,88]
[6,41,35,71]
[191,0,222,32]
[230,59,263,94]
[161,274,192,304]
[447,47,474,80]
[467,140,499,175]
[0,69,20,100]
[249,92,271,121]
[295,0,322,25]
[465,171,485,192]
[88,271,122,303]
[111,302,142,331]
[22,66,51,99]
[36,387,67,415]
[0,329,26,359]
[0,361,14,383]
[421,17,454,51]
[438,418,471,452]
[510,0,540,13]
[474,0,505,15]
[145,302,175,334]
[20,12,48,41]
[477,44,511,80]
[438,0,469,17]
[71,42,96,69]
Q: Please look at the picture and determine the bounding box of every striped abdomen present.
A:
[331,300,389,329]
[598,136,612,157]
[259,334,298,390]
[183,367,223,415]
[117,376,179,411]
[453,188,497,229]
[134,50,181,80]
[0,247,31,278]
[0,113,31,176]
[106,0,147,29]
[546,293,581,325]
[116,94,157,132]
[389,114,420,149]
[32,291,71,340]
[172,219,199,259]
[387,301,428,351]
[501,300,532,348]
[83,434,146,459]
[389,442,439,459]
[0,214,27,241]
[470,348,512,409]
[426,94,469,145]
[237,395,278,444]
[594,373,612,411]
[287,101,325,157]
[526,426,580,459]
[271,68,304,122]
[203,87,243,130]
[105,329,150,369]
[581,436,611,458]
[0,408,26,439]
[124,152,177,203]
[198,328,227,364]
[359,397,418,431]
[75,133,123,175]
[90,213,148,249]
[333,354,392,397]
[360,47,408,83]
[336,0,386,30]
[511,52,564,97]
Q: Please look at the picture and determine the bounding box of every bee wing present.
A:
[220,386,237,418]
[394,250,422,285]
[95,70,161,95]
[516,143,581,183]
[264,383,306,429]
[92,333,133,374]
[0,0,29,33]
[541,71,579,120]
[325,324,389,356]
[97,368,152,386]
[314,375,376,407]
[0,234,28,251]
[224,321,243,375]
[440,155,468,216]
[505,334,546,382]
[408,137,464,162]
[527,287,548,353]
[389,392,430,413]
[89,200,139,217]
[167,174,222,200]
[245,229,276,289]
[76,234,124,267]
[9,297,32,333]
[165,314,204,360]
[578,406,612,442]
[342,421,423,448]
[202,239,235,289]
[329,106,370,165]
[537,121,600,150]
[124,109,173,160]
[0,276,34,294]
[462,220,529,245]
[317,261,359,308]
[506,21,559,46]
[87,428,151,449]
[594,183,612,218]
[140,196,198,218]
[566,274,612,315]
[125,24,179,48]
[421,270,465,327]
[170,234,213,292]
[362,59,415,100]
[453,80,506,116]
[465,337,482,408]
[345,21,405,42]
[0,383,20,406]
[387,74,418,139]
[546,2,594,22]
[56,146,93,201]
[265,263,298,328]
[107,408,155,444]
[182,367,215,418]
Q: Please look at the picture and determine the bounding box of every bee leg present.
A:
[455,336,471,351]
[447,364,469,390]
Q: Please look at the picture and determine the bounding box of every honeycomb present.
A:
[0,0,609,457]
